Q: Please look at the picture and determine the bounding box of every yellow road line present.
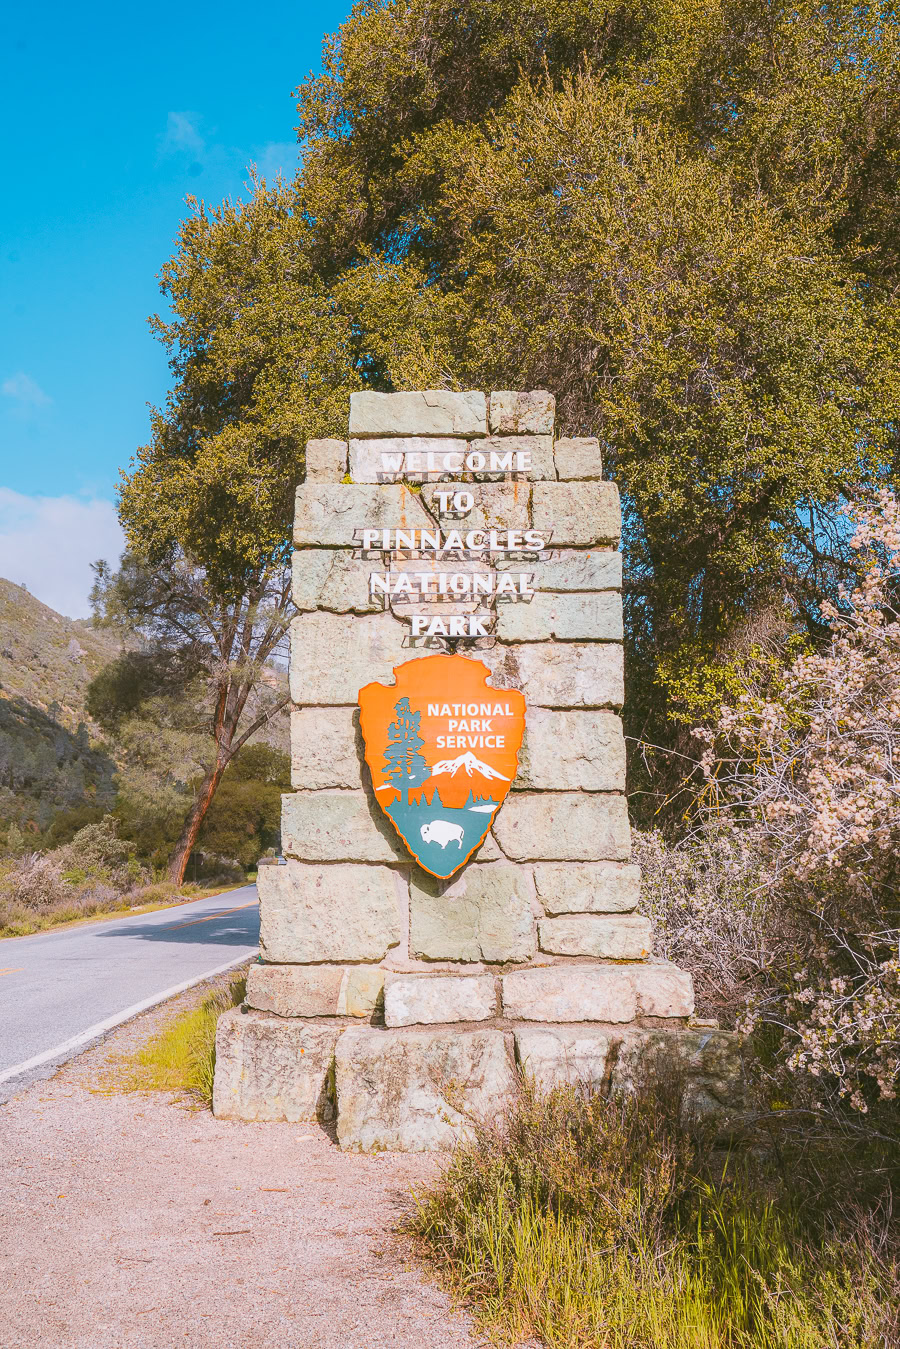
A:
[165,901,259,930]
[0,968,23,976]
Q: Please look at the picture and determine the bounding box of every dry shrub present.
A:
[634,825,786,1029]
[0,815,148,935]
[691,494,900,1121]
[410,1077,900,1349]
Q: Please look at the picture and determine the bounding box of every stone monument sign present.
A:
[213,389,732,1150]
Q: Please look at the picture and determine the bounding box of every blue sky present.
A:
[0,0,348,615]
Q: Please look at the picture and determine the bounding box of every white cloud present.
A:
[253,141,299,182]
[160,111,205,157]
[0,489,125,619]
[2,372,51,406]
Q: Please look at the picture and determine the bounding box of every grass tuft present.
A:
[408,1078,900,1348]
[118,975,246,1107]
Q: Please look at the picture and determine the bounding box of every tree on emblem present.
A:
[383,697,428,804]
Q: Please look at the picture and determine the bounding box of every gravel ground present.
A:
[0,978,483,1349]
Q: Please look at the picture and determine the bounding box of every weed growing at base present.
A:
[119,975,246,1107]
[409,1079,899,1348]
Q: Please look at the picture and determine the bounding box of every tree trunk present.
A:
[167,760,227,885]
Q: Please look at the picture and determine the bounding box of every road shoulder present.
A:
[0,984,478,1349]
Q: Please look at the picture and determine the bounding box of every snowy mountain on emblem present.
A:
[428,752,510,782]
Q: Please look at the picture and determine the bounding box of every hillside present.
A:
[0,578,289,854]
[0,579,123,725]
[0,580,124,841]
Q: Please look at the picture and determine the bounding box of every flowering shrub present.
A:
[693,494,900,1117]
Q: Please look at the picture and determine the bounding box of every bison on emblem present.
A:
[420,819,465,849]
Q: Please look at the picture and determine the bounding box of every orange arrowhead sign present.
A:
[358,654,525,878]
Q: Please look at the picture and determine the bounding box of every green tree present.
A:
[90,554,290,883]
[287,0,900,793]
[383,698,428,803]
[108,181,359,882]
[122,0,900,832]
[196,744,289,871]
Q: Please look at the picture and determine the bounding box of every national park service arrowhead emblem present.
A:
[358,654,525,879]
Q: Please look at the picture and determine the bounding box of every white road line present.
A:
[0,952,255,1087]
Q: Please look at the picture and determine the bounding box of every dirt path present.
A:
[0,985,481,1349]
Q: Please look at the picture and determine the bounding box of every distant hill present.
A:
[0,579,123,726]
[0,578,289,853]
[0,580,124,841]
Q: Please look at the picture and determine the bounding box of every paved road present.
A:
[0,885,259,1101]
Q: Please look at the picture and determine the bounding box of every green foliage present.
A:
[85,646,204,733]
[57,815,141,883]
[196,745,289,870]
[411,1078,900,1347]
[0,565,289,876]
[0,691,116,846]
[118,183,358,590]
[126,0,900,780]
[0,815,147,936]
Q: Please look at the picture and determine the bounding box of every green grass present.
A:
[117,975,246,1107]
[408,1080,899,1349]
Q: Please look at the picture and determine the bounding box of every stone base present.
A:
[213,1002,743,1149]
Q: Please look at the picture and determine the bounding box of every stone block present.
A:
[293,484,433,547]
[531,482,621,545]
[384,973,496,1027]
[495,591,623,642]
[492,793,631,861]
[516,708,626,791]
[349,437,468,483]
[212,1009,341,1122]
[258,859,402,963]
[292,549,377,613]
[515,1026,611,1091]
[489,390,555,436]
[247,962,341,1015]
[340,966,387,1018]
[349,389,487,438]
[538,914,652,958]
[410,863,537,963]
[281,789,405,863]
[291,706,361,789]
[422,482,531,530]
[290,611,428,704]
[534,862,641,914]
[553,437,603,480]
[502,967,637,1022]
[631,962,695,1018]
[304,438,348,483]
[611,1028,745,1126]
[483,642,624,709]
[335,1026,517,1151]
[470,435,556,481]
[498,549,620,592]
[246,963,385,1018]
